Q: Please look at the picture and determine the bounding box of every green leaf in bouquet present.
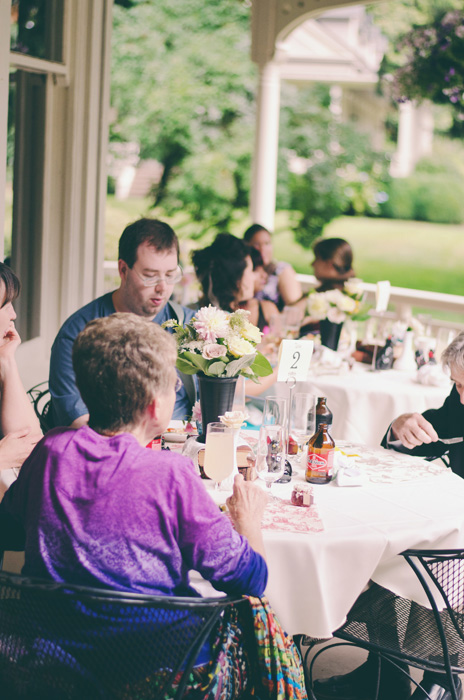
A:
[207,361,227,376]
[249,351,273,377]
[225,354,256,377]
[177,351,209,374]
[351,304,371,322]
[176,357,199,375]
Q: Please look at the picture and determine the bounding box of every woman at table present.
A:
[311,237,355,292]
[0,262,41,473]
[0,314,305,697]
[191,233,255,313]
[297,238,356,336]
[192,234,278,394]
[243,224,302,310]
[239,247,279,333]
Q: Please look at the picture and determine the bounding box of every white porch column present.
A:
[250,60,281,231]
[389,101,416,178]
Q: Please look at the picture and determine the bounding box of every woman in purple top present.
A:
[0,313,273,695]
[0,313,268,598]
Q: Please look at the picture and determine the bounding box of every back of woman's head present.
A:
[248,246,265,270]
[192,233,249,311]
[313,238,354,277]
[73,313,176,432]
[0,262,20,306]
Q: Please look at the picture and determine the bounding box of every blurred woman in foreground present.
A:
[0,263,41,475]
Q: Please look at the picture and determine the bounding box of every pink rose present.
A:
[202,343,227,360]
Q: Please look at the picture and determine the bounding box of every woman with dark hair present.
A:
[191,233,255,312]
[192,235,278,394]
[239,247,279,333]
[243,224,302,310]
[0,263,41,475]
[312,237,355,291]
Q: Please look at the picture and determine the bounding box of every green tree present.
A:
[279,84,390,247]
[111,1,255,230]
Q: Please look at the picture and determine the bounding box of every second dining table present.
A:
[273,362,451,447]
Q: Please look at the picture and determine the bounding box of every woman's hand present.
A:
[226,474,268,558]
[0,322,21,361]
[0,428,42,471]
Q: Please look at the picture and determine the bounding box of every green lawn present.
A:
[105,197,464,299]
[4,189,463,302]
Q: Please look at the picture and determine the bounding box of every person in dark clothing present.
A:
[382,330,464,479]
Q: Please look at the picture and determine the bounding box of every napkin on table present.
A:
[334,450,364,487]
[415,364,451,388]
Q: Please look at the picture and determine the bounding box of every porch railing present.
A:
[103,262,464,331]
[296,274,464,332]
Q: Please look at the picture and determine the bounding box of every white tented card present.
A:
[277,339,313,383]
[375,280,391,312]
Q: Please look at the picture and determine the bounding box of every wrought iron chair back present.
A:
[26,381,52,434]
[0,570,246,700]
[307,549,464,700]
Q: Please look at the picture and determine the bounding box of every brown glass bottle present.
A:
[315,397,332,432]
[305,423,335,484]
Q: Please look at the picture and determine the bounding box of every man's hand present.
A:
[391,413,438,450]
[226,474,268,558]
[0,429,42,471]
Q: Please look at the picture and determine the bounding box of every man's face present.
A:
[450,364,464,405]
[118,242,179,319]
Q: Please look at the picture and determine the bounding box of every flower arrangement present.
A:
[307,279,370,324]
[391,11,464,112]
[163,305,273,382]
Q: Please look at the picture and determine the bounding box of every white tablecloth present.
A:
[274,363,450,447]
[260,449,464,639]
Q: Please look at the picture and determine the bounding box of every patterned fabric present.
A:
[261,499,324,534]
[113,604,251,700]
[247,596,308,700]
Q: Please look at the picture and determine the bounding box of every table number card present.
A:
[375,280,391,312]
[277,339,313,383]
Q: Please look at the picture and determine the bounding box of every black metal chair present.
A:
[307,549,464,700]
[26,382,52,434]
[0,570,249,700]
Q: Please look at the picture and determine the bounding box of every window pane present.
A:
[4,71,16,260]
[9,69,45,341]
[10,0,64,62]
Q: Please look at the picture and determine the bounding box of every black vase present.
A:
[319,319,343,351]
[197,374,238,443]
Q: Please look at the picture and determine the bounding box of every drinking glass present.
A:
[289,393,316,465]
[255,424,285,495]
[262,396,287,430]
[203,422,235,489]
[281,306,304,339]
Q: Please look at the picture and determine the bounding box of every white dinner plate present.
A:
[162,431,189,443]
